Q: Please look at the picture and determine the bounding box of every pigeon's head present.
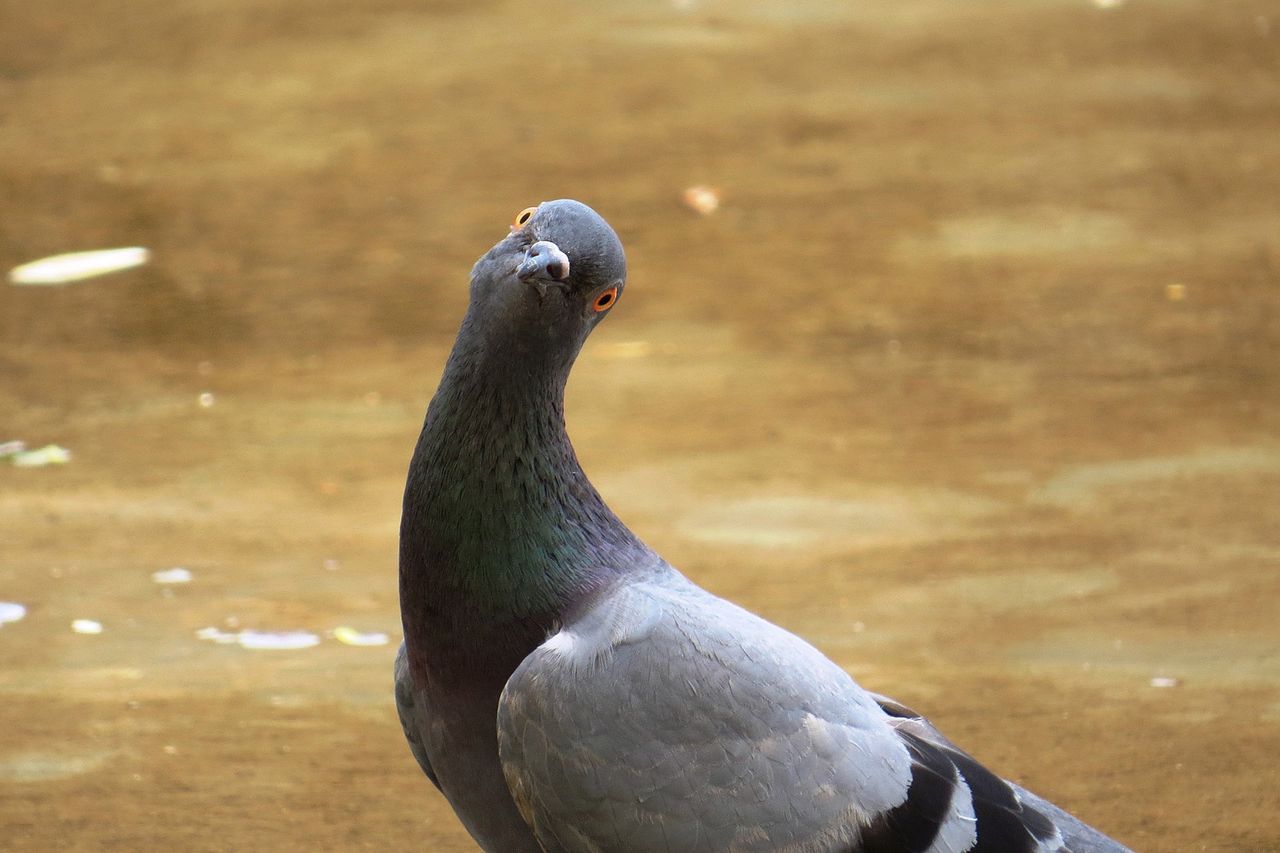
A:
[464,199,627,370]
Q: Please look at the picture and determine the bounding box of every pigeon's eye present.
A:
[513,207,538,228]
[592,286,619,313]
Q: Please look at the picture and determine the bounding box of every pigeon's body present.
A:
[397,200,1131,852]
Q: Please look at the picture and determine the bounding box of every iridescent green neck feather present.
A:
[400,313,641,632]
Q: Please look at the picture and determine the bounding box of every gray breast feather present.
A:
[496,575,917,852]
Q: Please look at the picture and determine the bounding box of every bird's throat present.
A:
[398,335,634,649]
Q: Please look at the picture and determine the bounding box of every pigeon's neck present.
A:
[400,328,643,642]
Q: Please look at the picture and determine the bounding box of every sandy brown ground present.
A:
[1,0,1278,850]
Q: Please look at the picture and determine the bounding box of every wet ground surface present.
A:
[1,0,1278,849]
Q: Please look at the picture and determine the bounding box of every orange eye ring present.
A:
[592,286,619,313]
[513,207,538,228]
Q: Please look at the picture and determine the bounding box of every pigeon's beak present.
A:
[515,241,571,285]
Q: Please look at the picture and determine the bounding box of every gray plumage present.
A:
[497,568,919,851]
[393,642,436,788]
[396,199,1132,852]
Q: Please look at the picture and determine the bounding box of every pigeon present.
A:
[396,199,1132,852]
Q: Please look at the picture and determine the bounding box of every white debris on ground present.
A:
[10,445,72,467]
[151,567,193,584]
[1150,676,1181,688]
[237,630,321,650]
[8,247,150,285]
[195,627,240,644]
[195,625,390,649]
[0,603,27,626]
[71,619,104,635]
[196,627,321,650]
[0,441,25,459]
[333,626,390,647]
[239,627,320,648]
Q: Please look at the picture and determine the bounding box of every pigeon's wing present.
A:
[498,574,972,852]
[394,641,439,789]
[497,574,1131,853]
[869,694,1132,853]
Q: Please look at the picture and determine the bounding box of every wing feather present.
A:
[499,576,914,852]
[394,641,440,789]
[869,695,1132,853]
[494,575,1132,853]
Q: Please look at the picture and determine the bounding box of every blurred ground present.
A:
[1,0,1278,850]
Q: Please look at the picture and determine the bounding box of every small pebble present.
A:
[333,626,390,647]
[198,392,216,409]
[1150,676,1181,688]
[72,619,103,635]
[682,185,720,216]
